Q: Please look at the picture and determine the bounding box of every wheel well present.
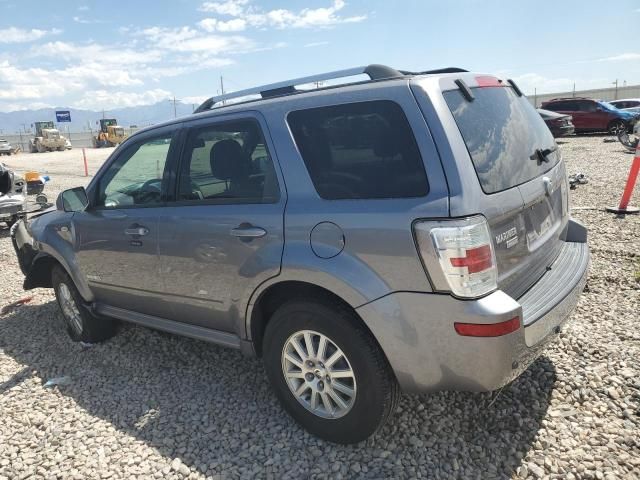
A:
[24,255,62,289]
[608,118,626,128]
[249,281,378,358]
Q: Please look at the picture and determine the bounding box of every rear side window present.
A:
[444,86,559,194]
[287,101,428,200]
[177,119,279,204]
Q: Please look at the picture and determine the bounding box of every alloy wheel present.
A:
[281,329,357,419]
[58,282,83,334]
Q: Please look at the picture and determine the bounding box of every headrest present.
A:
[210,139,246,180]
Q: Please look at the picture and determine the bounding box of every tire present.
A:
[608,120,627,136]
[52,266,117,343]
[263,298,400,444]
[36,143,46,153]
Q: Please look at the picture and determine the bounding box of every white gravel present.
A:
[0,139,638,479]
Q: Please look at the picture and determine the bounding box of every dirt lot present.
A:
[0,139,638,479]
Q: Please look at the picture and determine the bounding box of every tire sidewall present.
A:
[263,300,390,443]
[52,267,86,341]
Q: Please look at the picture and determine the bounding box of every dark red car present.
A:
[537,109,575,137]
[541,97,640,135]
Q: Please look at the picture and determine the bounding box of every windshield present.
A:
[599,101,618,111]
[444,86,559,194]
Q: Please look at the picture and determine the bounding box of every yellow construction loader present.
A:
[92,119,127,148]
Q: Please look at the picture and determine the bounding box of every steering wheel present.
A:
[137,179,162,203]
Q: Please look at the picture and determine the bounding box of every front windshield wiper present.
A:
[530,146,557,164]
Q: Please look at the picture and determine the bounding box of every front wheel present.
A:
[263,299,399,444]
[608,120,627,136]
[52,266,117,343]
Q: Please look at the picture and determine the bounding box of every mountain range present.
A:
[0,101,200,134]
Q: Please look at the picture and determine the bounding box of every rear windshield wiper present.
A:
[530,146,557,164]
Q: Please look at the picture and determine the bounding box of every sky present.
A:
[0,0,639,112]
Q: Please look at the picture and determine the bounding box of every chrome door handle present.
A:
[230,226,267,238]
[124,226,149,236]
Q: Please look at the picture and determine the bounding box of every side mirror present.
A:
[57,187,89,212]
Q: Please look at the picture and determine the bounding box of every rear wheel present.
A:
[608,120,627,136]
[52,266,117,343]
[263,298,399,444]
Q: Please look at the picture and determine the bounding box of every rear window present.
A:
[444,86,559,194]
[287,101,428,200]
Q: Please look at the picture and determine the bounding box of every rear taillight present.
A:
[414,216,498,298]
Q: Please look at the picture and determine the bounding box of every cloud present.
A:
[198,18,247,32]
[200,0,249,16]
[139,26,253,53]
[34,41,163,66]
[0,27,61,44]
[182,95,209,105]
[72,16,107,24]
[304,41,329,48]
[512,73,607,95]
[198,0,367,29]
[597,52,640,62]
[73,89,172,110]
[78,5,89,10]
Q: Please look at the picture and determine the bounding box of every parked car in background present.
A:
[538,109,575,137]
[609,98,640,113]
[0,139,15,156]
[11,65,589,444]
[541,97,640,135]
[0,163,25,227]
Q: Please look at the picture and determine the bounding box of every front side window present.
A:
[177,119,279,204]
[287,101,428,200]
[96,134,174,208]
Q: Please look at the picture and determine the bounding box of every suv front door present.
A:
[73,127,179,317]
[158,114,285,335]
[579,100,607,131]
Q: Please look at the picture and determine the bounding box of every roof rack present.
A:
[193,64,468,113]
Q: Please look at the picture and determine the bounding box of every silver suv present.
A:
[11,65,589,443]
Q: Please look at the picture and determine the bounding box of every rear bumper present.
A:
[551,125,575,137]
[357,239,589,393]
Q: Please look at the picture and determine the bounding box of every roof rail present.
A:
[399,67,468,75]
[194,64,404,113]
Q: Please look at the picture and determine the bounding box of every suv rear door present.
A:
[577,100,606,131]
[157,113,285,335]
[414,76,569,299]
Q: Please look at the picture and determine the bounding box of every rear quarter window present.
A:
[287,100,428,200]
[444,86,559,194]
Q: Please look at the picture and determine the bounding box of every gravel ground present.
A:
[0,139,638,479]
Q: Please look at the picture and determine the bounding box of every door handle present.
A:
[230,225,267,238]
[124,226,149,236]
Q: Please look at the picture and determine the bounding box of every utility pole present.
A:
[612,79,619,100]
[102,109,105,120]
[220,76,225,105]
[534,88,537,108]
[572,83,576,98]
[172,96,177,118]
